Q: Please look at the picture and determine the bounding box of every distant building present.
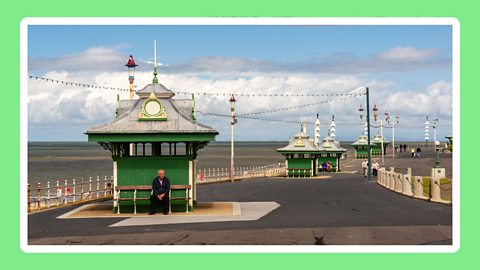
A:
[277,115,346,177]
[351,133,389,159]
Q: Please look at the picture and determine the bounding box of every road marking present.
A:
[108,202,281,227]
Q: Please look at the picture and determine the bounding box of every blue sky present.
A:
[27,24,453,141]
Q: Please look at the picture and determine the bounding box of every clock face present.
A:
[145,100,162,116]
[294,139,305,147]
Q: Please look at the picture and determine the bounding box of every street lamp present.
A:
[435,140,440,168]
[358,104,364,120]
[377,106,384,165]
[356,88,373,180]
[383,110,401,159]
[433,118,438,150]
[373,104,379,122]
[125,55,138,100]
[229,95,237,182]
[425,116,430,147]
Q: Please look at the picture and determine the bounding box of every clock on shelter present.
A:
[86,41,218,213]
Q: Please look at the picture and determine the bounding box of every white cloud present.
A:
[29,47,125,72]
[383,80,452,118]
[29,45,450,75]
[375,46,439,61]
[27,46,453,141]
[27,67,452,141]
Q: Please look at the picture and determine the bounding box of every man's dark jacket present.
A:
[151,176,170,196]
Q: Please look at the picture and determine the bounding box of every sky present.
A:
[27,24,453,141]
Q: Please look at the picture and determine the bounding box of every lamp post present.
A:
[229,95,237,182]
[424,116,430,148]
[366,88,372,181]
[125,55,138,100]
[433,118,438,151]
[384,110,399,158]
[380,117,384,165]
[391,114,399,159]
[373,104,384,165]
[435,140,440,168]
[358,89,372,180]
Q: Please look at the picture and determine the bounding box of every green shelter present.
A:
[351,133,389,159]
[371,134,390,155]
[316,135,347,172]
[277,124,319,177]
[351,135,371,159]
[277,116,347,177]
[86,72,218,213]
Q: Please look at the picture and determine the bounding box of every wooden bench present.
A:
[115,184,192,214]
[287,168,312,177]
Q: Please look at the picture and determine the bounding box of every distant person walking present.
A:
[416,147,422,158]
[411,148,415,157]
[372,160,379,177]
[362,159,368,177]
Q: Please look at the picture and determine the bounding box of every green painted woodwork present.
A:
[115,156,191,213]
[353,145,385,159]
[87,133,217,143]
[287,158,312,169]
[287,158,313,177]
[288,169,312,177]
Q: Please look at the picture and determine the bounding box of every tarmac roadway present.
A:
[28,170,453,245]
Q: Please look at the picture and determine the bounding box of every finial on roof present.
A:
[192,94,196,120]
[152,39,158,84]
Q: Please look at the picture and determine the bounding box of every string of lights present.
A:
[237,95,363,117]
[196,111,310,125]
[27,75,451,129]
[28,75,130,92]
[176,90,364,98]
[27,74,366,98]
[196,111,453,129]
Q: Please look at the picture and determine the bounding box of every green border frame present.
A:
[7,0,475,268]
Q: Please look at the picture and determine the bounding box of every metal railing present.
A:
[197,163,286,183]
[28,176,114,212]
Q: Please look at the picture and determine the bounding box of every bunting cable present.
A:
[237,95,363,117]
[196,111,311,125]
[196,112,453,129]
[28,75,130,92]
[27,74,366,98]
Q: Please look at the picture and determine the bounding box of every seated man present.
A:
[149,169,171,215]
[326,161,332,172]
[321,162,327,172]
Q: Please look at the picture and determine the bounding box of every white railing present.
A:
[28,176,114,212]
[197,163,286,183]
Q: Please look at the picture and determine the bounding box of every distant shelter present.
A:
[277,115,346,177]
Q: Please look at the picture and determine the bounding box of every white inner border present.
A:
[20,17,460,253]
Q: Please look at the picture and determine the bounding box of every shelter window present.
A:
[161,143,170,156]
[144,143,152,156]
[176,142,186,155]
